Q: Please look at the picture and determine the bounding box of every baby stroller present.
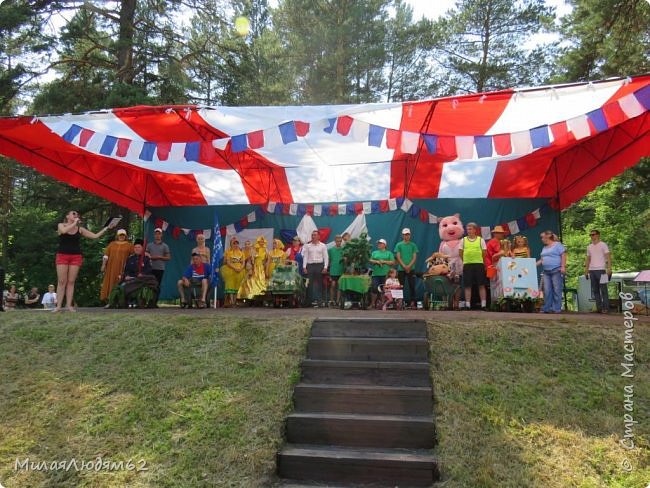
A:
[376,283,405,311]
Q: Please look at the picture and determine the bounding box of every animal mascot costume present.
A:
[438,214,464,308]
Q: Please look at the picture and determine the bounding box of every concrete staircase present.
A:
[277,318,439,487]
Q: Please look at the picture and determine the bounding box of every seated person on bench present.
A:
[119,239,158,307]
[177,252,213,308]
[24,287,42,308]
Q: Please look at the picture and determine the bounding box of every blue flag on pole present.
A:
[210,210,224,289]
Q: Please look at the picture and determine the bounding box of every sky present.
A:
[407,0,573,19]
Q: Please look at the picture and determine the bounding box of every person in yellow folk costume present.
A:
[243,240,253,262]
[237,235,269,300]
[100,229,134,305]
[267,239,287,278]
[221,237,246,307]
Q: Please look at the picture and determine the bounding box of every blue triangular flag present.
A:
[368,125,385,147]
[279,121,298,144]
[231,134,248,153]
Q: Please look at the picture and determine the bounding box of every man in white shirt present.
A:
[585,229,612,313]
[303,230,329,307]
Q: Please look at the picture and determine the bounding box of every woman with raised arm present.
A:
[54,210,114,312]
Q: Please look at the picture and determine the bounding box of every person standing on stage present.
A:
[394,228,419,309]
[54,210,115,312]
[100,228,133,306]
[303,230,329,307]
[146,227,171,305]
[585,229,612,313]
[459,222,488,310]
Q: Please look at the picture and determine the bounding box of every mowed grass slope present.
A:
[1,312,648,487]
[429,318,650,488]
[0,313,310,488]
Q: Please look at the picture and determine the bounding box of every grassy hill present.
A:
[0,311,648,487]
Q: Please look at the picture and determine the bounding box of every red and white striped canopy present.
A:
[1,75,648,212]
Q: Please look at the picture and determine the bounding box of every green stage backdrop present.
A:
[147,198,558,300]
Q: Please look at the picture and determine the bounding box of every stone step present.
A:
[293,383,433,416]
[301,359,431,387]
[307,337,429,362]
[277,444,439,487]
[311,318,427,338]
[286,412,435,449]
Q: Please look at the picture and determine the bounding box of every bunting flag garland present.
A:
[52,84,649,165]
[145,201,548,242]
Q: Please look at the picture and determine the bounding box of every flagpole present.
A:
[211,207,224,308]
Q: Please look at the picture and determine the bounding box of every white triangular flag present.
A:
[169,143,186,161]
[511,131,533,154]
[212,138,229,151]
[126,140,144,161]
[351,120,370,143]
[401,131,420,154]
[567,115,591,140]
[618,93,645,118]
[263,127,283,148]
[455,135,474,160]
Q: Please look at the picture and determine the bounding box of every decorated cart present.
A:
[267,261,306,307]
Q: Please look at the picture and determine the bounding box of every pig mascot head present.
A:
[438,214,464,244]
[437,214,464,279]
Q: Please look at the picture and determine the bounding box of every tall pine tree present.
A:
[431,0,556,94]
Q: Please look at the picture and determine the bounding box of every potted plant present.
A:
[341,232,372,274]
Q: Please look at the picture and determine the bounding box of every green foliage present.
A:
[385,1,437,101]
[556,0,650,80]
[4,203,109,306]
[0,0,57,114]
[341,232,372,272]
[431,0,557,93]
[562,159,650,287]
[107,283,126,308]
[275,0,391,103]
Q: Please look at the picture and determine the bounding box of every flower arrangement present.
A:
[496,290,541,313]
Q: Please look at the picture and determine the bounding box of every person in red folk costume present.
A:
[437,214,464,309]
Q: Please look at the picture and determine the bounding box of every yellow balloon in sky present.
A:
[234,16,251,36]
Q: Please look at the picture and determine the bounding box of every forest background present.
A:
[0,0,648,305]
